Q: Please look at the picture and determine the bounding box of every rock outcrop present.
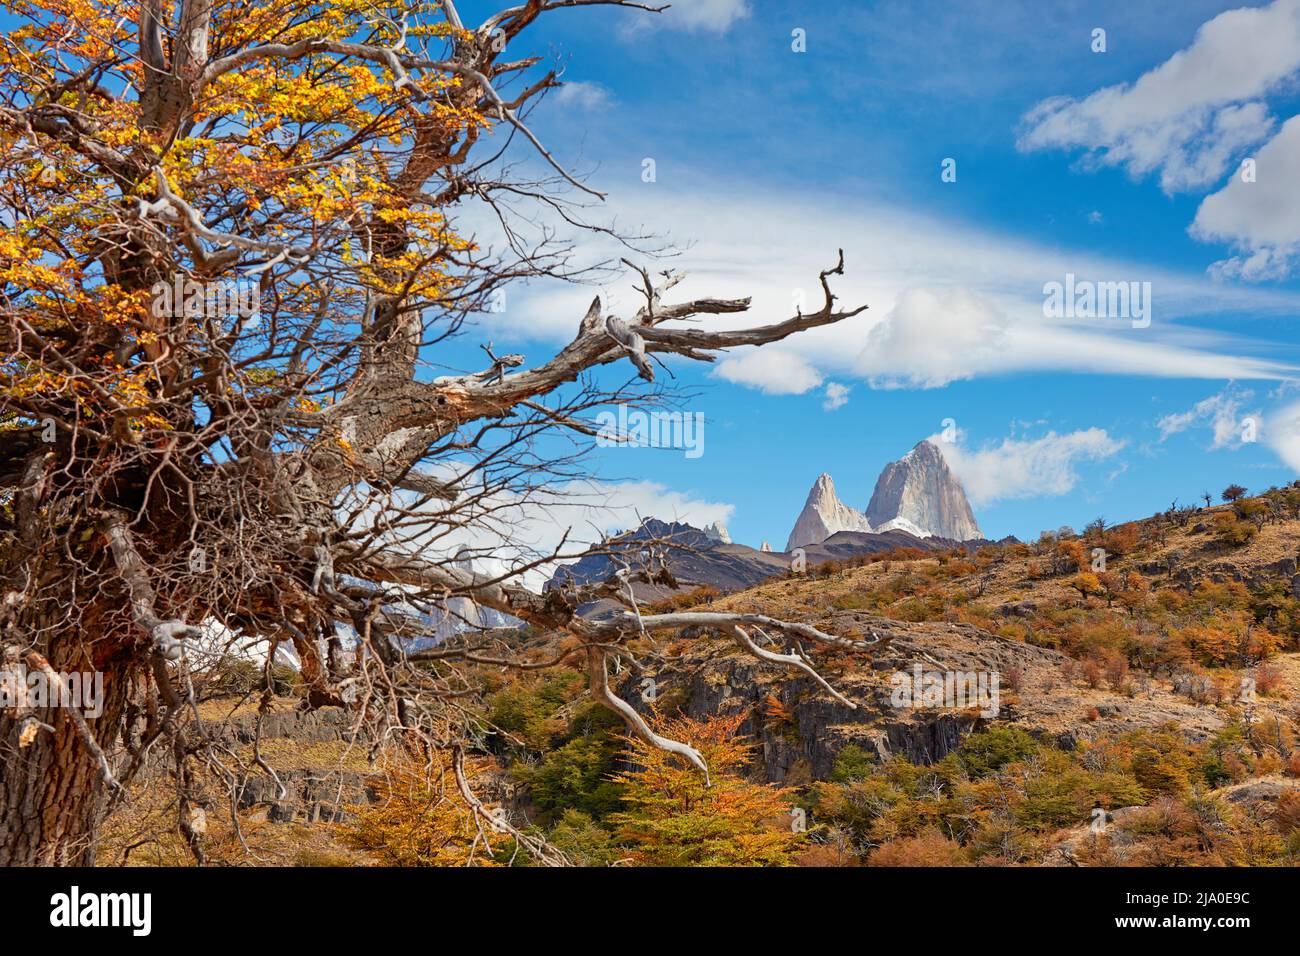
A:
[865,440,981,541]
[785,473,873,551]
[703,521,732,545]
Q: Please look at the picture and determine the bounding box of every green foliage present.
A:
[1212,512,1258,548]
[830,744,876,783]
[1016,751,1145,829]
[954,726,1040,777]
[487,668,585,752]
[609,712,806,866]
[206,658,297,696]
[544,810,623,867]
[513,705,625,820]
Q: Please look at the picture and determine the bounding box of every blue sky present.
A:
[18,0,1293,554]
[437,0,1300,549]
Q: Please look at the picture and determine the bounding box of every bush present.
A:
[513,716,625,821]
[545,810,622,866]
[206,658,297,696]
[609,712,807,866]
[954,726,1039,778]
[830,744,876,783]
[870,829,969,866]
[346,754,511,866]
[1212,512,1257,548]
[487,668,585,752]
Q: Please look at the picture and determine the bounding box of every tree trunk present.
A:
[0,620,136,866]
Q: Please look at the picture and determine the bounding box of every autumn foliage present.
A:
[610,712,806,867]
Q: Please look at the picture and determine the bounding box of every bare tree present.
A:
[0,0,869,864]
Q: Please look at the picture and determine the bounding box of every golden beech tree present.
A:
[0,0,868,864]
[345,750,511,867]
[609,711,807,867]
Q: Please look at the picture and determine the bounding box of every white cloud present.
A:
[1264,400,1300,472]
[1157,387,1259,449]
[932,429,1127,506]
[1158,387,1300,476]
[854,285,1294,389]
[856,287,1009,389]
[637,0,750,32]
[551,81,612,111]
[822,381,850,411]
[712,347,823,394]
[1017,0,1300,193]
[1192,114,1300,280]
[460,181,1300,389]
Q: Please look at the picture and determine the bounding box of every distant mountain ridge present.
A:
[546,517,965,613]
[546,440,984,610]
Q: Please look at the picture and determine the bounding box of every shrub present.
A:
[830,744,876,783]
[488,668,585,752]
[514,722,625,821]
[545,809,622,866]
[954,726,1039,778]
[346,753,510,866]
[1211,512,1257,548]
[870,829,969,866]
[205,658,297,696]
[609,712,806,866]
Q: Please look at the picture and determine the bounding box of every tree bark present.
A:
[0,621,136,866]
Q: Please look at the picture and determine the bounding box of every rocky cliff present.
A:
[865,440,981,541]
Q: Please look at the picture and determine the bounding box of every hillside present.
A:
[102,489,1300,867]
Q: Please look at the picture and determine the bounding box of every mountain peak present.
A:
[786,473,873,550]
[704,521,732,545]
[865,442,981,540]
[811,472,836,491]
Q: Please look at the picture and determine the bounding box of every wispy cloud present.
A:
[551,81,613,112]
[1157,386,1260,448]
[1264,400,1300,472]
[466,185,1300,389]
[822,382,851,411]
[931,429,1128,506]
[620,0,750,35]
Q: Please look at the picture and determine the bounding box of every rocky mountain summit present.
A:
[703,521,731,544]
[547,517,959,610]
[785,440,982,549]
[785,473,873,550]
[865,440,981,541]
